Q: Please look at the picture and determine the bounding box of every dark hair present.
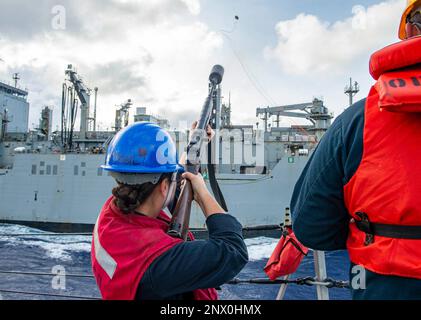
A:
[112,173,172,214]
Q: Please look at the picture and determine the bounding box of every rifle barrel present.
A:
[168,65,224,240]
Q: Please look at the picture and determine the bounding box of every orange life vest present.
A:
[91,196,218,300]
[344,36,421,279]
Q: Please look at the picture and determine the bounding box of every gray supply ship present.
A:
[0,66,334,236]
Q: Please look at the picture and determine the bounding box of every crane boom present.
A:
[65,65,91,139]
[256,98,332,139]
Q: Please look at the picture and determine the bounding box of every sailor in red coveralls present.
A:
[291,0,421,300]
[91,122,248,300]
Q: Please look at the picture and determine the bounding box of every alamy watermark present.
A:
[351,265,366,290]
[159,127,266,170]
[51,5,66,30]
[51,265,66,290]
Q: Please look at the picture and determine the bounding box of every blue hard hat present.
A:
[102,122,184,174]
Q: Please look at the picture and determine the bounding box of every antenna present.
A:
[344,78,359,107]
[13,73,20,88]
[93,87,98,132]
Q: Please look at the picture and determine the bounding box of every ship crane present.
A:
[0,109,10,141]
[256,98,333,140]
[64,65,94,140]
[114,99,132,132]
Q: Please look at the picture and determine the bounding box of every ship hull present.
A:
[0,152,308,237]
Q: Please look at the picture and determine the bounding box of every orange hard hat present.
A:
[399,0,421,39]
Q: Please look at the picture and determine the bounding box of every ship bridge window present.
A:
[46,165,51,175]
[97,168,103,176]
[74,165,79,176]
[40,161,45,167]
[31,165,37,175]
[81,162,86,168]
[53,165,58,175]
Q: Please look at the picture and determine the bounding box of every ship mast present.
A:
[344,78,359,107]
[93,87,98,132]
[13,73,20,88]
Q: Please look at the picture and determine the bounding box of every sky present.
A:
[0,0,407,131]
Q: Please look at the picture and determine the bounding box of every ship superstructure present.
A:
[0,67,333,233]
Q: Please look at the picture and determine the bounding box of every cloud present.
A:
[180,0,201,15]
[0,0,202,40]
[0,0,222,130]
[265,0,406,75]
[87,60,149,93]
[1,0,406,134]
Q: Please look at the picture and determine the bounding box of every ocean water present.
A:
[0,224,351,300]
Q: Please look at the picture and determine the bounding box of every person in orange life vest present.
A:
[290,0,421,300]
[91,122,248,300]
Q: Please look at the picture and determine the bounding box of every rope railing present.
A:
[227,277,350,289]
[0,227,348,300]
[0,270,94,279]
[0,224,282,238]
[0,289,100,300]
[0,269,350,300]
[0,224,282,239]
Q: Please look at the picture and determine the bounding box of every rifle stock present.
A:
[168,165,195,240]
[168,65,224,240]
